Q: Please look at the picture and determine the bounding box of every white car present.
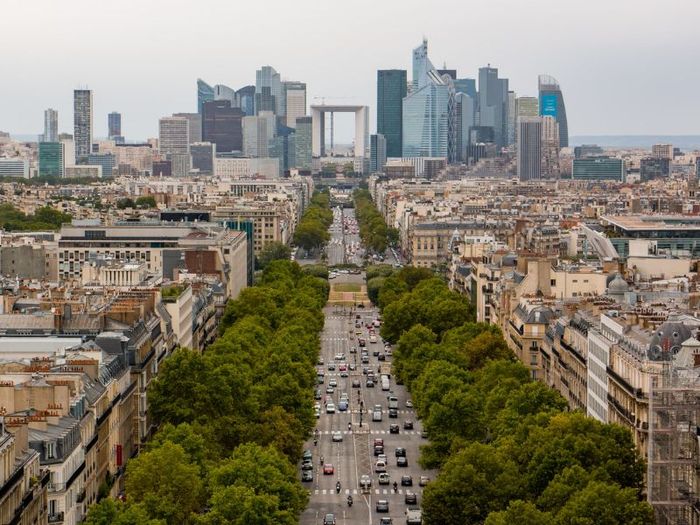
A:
[375,460,387,473]
[332,431,343,442]
[406,400,413,408]
[326,403,336,414]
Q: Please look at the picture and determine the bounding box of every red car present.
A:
[323,463,334,475]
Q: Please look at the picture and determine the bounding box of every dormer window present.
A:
[46,441,55,459]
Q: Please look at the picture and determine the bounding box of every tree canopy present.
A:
[353,189,398,253]
[293,190,332,252]
[257,241,292,270]
[0,203,72,231]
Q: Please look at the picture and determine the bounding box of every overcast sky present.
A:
[1,0,698,142]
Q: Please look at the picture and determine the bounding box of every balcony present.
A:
[49,512,64,523]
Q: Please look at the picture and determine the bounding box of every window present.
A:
[46,441,55,459]
[550,279,556,286]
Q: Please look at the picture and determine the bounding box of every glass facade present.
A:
[87,153,116,178]
[477,67,509,148]
[294,117,312,170]
[236,86,255,117]
[402,82,449,158]
[202,100,243,153]
[197,79,214,115]
[370,134,387,173]
[572,157,624,181]
[538,75,569,148]
[38,142,64,178]
[377,70,407,158]
[108,112,121,139]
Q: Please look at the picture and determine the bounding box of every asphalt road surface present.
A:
[300,290,434,525]
[327,207,364,267]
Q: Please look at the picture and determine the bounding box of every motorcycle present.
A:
[336,481,341,494]
[347,495,353,507]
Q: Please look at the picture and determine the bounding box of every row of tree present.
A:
[85,260,329,525]
[375,268,654,525]
[353,189,398,254]
[293,190,333,252]
[0,203,72,231]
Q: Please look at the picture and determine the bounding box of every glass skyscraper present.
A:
[377,70,407,158]
[73,89,93,164]
[197,79,215,115]
[236,86,256,116]
[294,117,312,170]
[370,134,387,173]
[44,109,58,143]
[538,74,569,148]
[38,142,64,178]
[202,100,243,153]
[477,67,509,148]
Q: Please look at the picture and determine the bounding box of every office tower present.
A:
[215,84,237,105]
[437,69,457,80]
[73,89,93,163]
[256,66,282,116]
[38,142,65,177]
[270,124,296,176]
[402,40,452,159]
[108,111,121,139]
[202,100,243,153]
[454,78,477,100]
[0,158,29,178]
[477,67,509,148]
[152,160,172,177]
[572,157,624,181]
[197,78,215,114]
[294,116,312,170]
[87,153,116,178]
[652,143,673,160]
[44,109,58,143]
[370,134,387,173]
[236,86,256,116]
[377,70,407,158]
[191,142,215,175]
[284,82,307,128]
[517,116,542,181]
[574,144,604,158]
[516,96,539,118]
[538,74,568,148]
[60,136,75,169]
[159,117,190,176]
[455,93,475,162]
[541,115,561,178]
[640,157,671,181]
[173,112,202,143]
[242,115,270,157]
[507,91,516,146]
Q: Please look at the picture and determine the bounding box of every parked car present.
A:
[302,470,313,482]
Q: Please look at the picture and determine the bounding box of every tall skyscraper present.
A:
[159,116,190,176]
[191,142,215,175]
[370,134,387,173]
[44,109,58,143]
[38,142,65,178]
[541,115,561,178]
[477,67,509,148]
[197,79,215,114]
[73,89,93,163]
[294,116,312,170]
[108,112,122,139]
[377,70,407,158]
[455,92,475,162]
[454,78,477,100]
[517,116,542,181]
[402,40,453,159]
[173,112,202,143]
[202,100,243,153]
[236,86,256,116]
[255,66,282,116]
[538,74,568,148]
[242,115,270,157]
[507,91,516,147]
[215,84,237,105]
[284,82,307,128]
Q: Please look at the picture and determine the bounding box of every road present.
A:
[300,286,434,525]
[327,207,364,267]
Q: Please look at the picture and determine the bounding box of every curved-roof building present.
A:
[538,74,569,148]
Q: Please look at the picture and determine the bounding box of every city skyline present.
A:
[2,0,698,141]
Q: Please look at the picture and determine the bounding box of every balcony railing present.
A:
[48,512,64,523]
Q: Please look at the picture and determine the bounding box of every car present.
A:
[374,438,384,447]
[301,460,313,471]
[405,491,417,504]
[375,460,386,473]
[406,400,413,408]
[397,456,408,467]
[340,371,348,378]
[378,353,386,361]
[360,474,372,488]
[401,475,413,486]
[421,430,429,439]
[372,410,382,421]
[302,470,314,482]
[375,500,389,513]
[323,463,334,475]
[361,355,370,364]
[379,518,393,525]
[314,389,322,400]
[388,408,398,418]
[338,400,348,411]
[323,513,336,525]
[389,424,400,434]
[403,420,414,430]
[352,379,361,388]
[326,403,336,413]
[374,445,384,456]
[373,350,380,357]
[395,447,406,457]
[329,379,338,387]
[366,380,375,388]
[315,409,321,418]
[338,364,347,371]
[332,431,343,442]
[327,363,336,371]
[349,363,356,371]
[350,347,357,354]
[303,449,313,461]
[326,386,335,394]
[377,453,387,463]
[386,348,392,356]
[378,473,391,485]
[419,476,431,487]
[335,353,345,361]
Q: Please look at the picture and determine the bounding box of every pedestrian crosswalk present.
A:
[313,488,414,496]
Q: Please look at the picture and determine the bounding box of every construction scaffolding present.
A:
[648,339,700,525]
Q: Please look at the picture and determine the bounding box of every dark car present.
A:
[378,353,386,361]
[366,380,375,388]
[389,424,400,434]
[303,449,313,461]
[314,389,322,400]
[373,350,380,357]
[395,447,406,457]
[375,500,389,513]
[401,475,413,486]
[301,461,313,471]
[388,408,398,418]
[374,445,384,456]
[403,420,414,430]
[397,456,408,467]
[405,491,417,504]
[379,518,393,525]
[302,470,313,482]
[352,379,361,388]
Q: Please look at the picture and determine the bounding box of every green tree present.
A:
[555,481,655,525]
[116,197,136,209]
[258,242,292,270]
[485,501,554,525]
[83,499,166,525]
[135,195,157,208]
[125,441,205,524]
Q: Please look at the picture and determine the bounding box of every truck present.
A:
[406,508,422,524]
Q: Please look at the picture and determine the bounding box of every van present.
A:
[381,377,391,391]
[388,395,398,409]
